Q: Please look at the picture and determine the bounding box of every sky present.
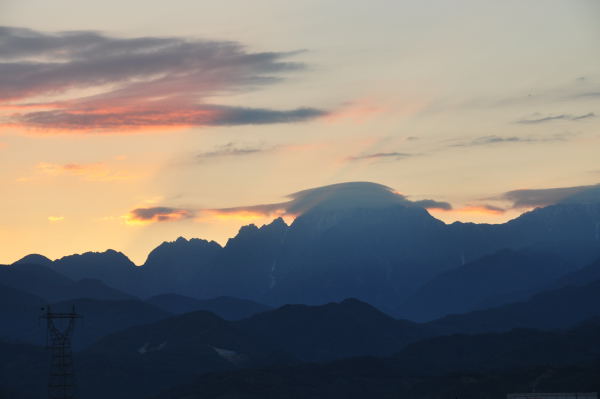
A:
[1,0,599,264]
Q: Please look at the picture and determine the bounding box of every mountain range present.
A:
[9,182,600,320]
[3,181,600,398]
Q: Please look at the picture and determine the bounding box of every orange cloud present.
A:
[124,207,194,225]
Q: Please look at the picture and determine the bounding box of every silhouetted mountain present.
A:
[0,341,47,399]
[65,278,136,301]
[0,283,44,309]
[141,185,600,315]
[1,262,73,301]
[447,203,600,260]
[51,249,140,294]
[152,317,600,399]
[8,183,600,319]
[398,248,575,321]
[0,295,169,349]
[262,206,451,311]
[3,291,600,399]
[395,318,600,375]
[555,257,600,288]
[155,363,600,399]
[0,283,45,343]
[236,298,432,362]
[429,278,600,334]
[1,262,135,302]
[203,217,290,300]
[147,294,271,320]
[13,253,53,267]
[140,237,221,297]
[49,299,170,349]
[79,310,294,399]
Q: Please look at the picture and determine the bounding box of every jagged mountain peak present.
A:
[155,236,221,249]
[263,216,288,229]
[226,217,289,248]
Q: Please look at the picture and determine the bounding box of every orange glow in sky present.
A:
[1,2,599,264]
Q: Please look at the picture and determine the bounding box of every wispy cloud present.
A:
[346,151,414,162]
[196,142,273,161]
[47,216,65,222]
[452,136,523,147]
[516,112,595,124]
[449,133,570,148]
[0,26,327,133]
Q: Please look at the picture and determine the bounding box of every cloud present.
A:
[412,199,453,211]
[47,216,65,222]
[196,142,270,160]
[205,182,452,221]
[450,133,569,148]
[34,162,132,181]
[10,106,326,131]
[453,136,523,147]
[125,207,194,225]
[571,112,596,120]
[459,204,506,215]
[0,26,327,132]
[126,183,453,224]
[500,184,600,208]
[346,152,414,162]
[516,112,595,124]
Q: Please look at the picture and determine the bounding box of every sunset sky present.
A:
[1,0,599,264]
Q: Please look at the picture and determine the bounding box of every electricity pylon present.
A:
[41,305,81,399]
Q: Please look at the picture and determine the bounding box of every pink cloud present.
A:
[0,27,326,133]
